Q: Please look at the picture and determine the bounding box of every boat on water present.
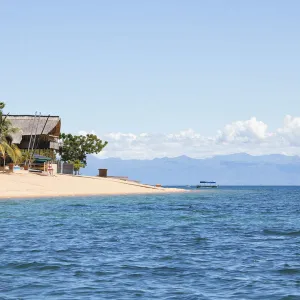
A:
[196,181,218,188]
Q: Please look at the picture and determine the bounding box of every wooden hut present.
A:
[5,115,61,156]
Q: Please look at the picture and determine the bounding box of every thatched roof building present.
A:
[5,115,61,150]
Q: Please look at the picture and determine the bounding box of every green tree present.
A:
[0,102,22,170]
[20,150,33,165]
[71,159,85,175]
[59,133,108,174]
[0,142,22,170]
[0,102,19,138]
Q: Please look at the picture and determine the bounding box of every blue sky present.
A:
[1,1,300,158]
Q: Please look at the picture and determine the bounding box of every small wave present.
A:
[95,271,114,276]
[172,208,192,211]
[74,270,85,277]
[120,265,150,271]
[263,229,300,236]
[127,273,143,278]
[8,262,43,269]
[38,265,61,271]
[178,216,193,220]
[278,268,300,275]
[194,237,208,243]
[55,249,69,253]
[159,255,173,261]
[280,295,300,300]
[151,266,181,273]
[8,262,61,271]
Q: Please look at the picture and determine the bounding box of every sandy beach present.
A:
[0,172,185,199]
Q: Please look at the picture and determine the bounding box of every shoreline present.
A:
[0,190,186,200]
[0,173,187,200]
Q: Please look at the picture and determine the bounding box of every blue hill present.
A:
[81,153,300,185]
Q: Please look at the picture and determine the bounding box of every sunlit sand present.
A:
[0,172,185,199]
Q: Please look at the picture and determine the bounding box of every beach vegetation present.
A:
[71,159,85,175]
[0,102,22,170]
[20,150,33,165]
[58,133,108,174]
[0,142,22,168]
[0,103,19,137]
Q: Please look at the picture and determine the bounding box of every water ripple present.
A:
[0,186,300,299]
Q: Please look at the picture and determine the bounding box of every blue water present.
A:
[1,187,300,299]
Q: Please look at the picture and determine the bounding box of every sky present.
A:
[1,1,300,159]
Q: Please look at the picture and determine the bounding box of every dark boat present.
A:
[196,181,218,188]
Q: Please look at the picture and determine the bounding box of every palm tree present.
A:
[0,140,22,172]
[0,107,19,137]
[0,102,22,172]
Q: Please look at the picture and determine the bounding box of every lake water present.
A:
[1,187,300,299]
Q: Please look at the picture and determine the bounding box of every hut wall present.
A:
[17,135,58,150]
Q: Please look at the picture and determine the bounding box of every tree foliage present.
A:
[0,102,22,168]
[0,142,22,164]
[59,133,108,169]
[0,102,19,138]
[71,159,85,175]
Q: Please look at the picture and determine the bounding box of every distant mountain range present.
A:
[82,153,300,185]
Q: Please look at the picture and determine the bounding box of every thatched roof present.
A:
[5,115,61,144]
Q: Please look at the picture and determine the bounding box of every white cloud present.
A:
[216,117,268,143]
[277,115,300,146]
[79,115,300,159]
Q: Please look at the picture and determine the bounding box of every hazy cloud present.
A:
[79,115,300,159]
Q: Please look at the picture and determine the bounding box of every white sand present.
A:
[0,172,185,199]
